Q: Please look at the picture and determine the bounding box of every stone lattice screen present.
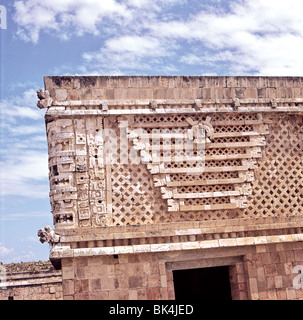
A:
[46,110,303,228]
[245,114,303,219]
[110,113,303,225]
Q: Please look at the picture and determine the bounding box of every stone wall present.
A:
[59,242,303,300]
[44,76,303,102]
[244,242,303,300]
[61,254,173,300]
[2,240,303,300]
[0,268,62,300]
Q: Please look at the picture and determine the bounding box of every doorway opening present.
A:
[173,266,232,300]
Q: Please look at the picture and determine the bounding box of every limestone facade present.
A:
[36,76,303,300]
[0,262,62,300]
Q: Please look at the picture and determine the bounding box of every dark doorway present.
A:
[173,266,232,300]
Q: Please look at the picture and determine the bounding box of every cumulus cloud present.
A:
[13,0,187,42]
[82,35,178,74]
[0,243,37,263]
[81,0,303,75]
[12,0,303,75]
[0,149,49,198]
[0,89,42,122]
[152,0,303,75]
[13,0,132,43]
[0,88,49,199]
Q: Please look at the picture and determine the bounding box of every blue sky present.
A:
[0,0,302,263]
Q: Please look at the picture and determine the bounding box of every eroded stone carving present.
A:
[46,116,107,228]
[149,100,157,109]
[186,116,214,142]
[37,89,52,109]
[270,98,277,108]
[233,98,241,110]
[37,226,60,244]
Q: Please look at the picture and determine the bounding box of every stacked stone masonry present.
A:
[32,76,303,300]
[0,263,62,300]
[60,242,303,300]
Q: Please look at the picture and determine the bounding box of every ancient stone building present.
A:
[0,261,62,300]
[36,76,303,300]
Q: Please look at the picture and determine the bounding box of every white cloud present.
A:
[152,0,303,75]
[82,0,303,75]
[15,250,37,262]
[180,53,205,65]
[1,149,48,180]
[0,149,49,198]
[0,89,42,122]
[0,247,37,264]
[82,35,178,74]
[0,88,49,199]
[7,124,45,136]
[127,0,159,9]
[1,105,41,121]
[126,0,187,12]
[13,0,132,43]
[12,0,303,75]
[83,36,166,63]
[106,36,164,56]
[0,243,14,258]
[13,0,188,43]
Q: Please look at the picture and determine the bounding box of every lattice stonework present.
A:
[243,114,303,219]
[47,111,303,227]
[107,116,168,226]
[126,113,268,213]
[110,113,302,225]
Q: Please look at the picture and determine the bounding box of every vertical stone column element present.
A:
[46,114,108,228]
[47,118,77,227]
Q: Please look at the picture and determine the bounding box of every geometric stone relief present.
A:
[47,116,107,228]
[46,109,302,228]
[242,114,303,219]
[127,113,269,213]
